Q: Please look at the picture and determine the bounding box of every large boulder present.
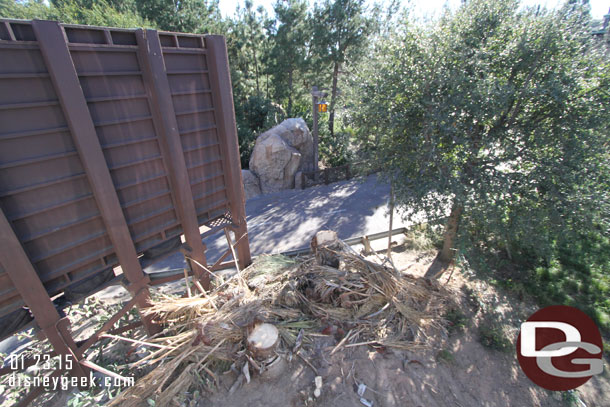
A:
[249,135,301,193]
[242,169,262,200]
[274,118,314,172]
[249,118,314,194]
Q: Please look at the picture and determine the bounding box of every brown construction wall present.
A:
[0,20,249,330]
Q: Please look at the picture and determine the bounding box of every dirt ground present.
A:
[198,247,610,407]
[6,240,610,407]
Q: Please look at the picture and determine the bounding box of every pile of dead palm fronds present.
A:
[110,239,450,407]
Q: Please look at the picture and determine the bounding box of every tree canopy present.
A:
[349,0,609,291]
[1,0,609,326]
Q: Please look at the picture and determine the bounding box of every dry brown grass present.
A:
[110,241,450,406]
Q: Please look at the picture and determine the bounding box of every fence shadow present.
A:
[146,174,394,273]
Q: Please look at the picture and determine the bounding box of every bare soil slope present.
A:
[200,247,610,407]
[7,241,609,407]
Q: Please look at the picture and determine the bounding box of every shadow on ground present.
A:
[147,175,405,273]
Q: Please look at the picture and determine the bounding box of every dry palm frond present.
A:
[111,240,451,406]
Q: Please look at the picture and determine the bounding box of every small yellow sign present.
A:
[318,102,328,113]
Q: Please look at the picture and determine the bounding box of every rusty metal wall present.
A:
[0,20,249,330]
[157,33,232,227]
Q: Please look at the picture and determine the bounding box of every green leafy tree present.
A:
[1,0,52,20]
[349,0,610,275]
[53,0,151,27]
[225,0,280,167]
[312,0,374,136]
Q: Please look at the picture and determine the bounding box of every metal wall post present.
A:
[206,35,252,270]
[32,20,159,335]
[135,29,211,290]
[0,209,89,380]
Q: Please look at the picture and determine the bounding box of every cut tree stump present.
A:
[311,230,341,268]
[247,323,279,361]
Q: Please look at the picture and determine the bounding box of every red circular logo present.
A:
[516,305,603,391]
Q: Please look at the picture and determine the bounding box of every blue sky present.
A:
[218,0,610,20]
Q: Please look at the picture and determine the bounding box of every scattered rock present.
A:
[241,169,261,200]
[360,397,374,407]
[314,376,323,398]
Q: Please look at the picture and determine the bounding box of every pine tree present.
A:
[312,0,374,136]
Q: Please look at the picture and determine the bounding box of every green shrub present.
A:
[235,95,285,168]
[445,308,468,335]
[435,349,455,364]
[478,323,511,352]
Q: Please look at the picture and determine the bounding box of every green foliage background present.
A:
[348,0,610,331]
[1,0,376,167]
[1,0,609,332]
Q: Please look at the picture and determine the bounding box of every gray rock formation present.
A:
[249,118,313,194]
[294,171,303,190]
[242,169,262,200]
[275,118,314,172]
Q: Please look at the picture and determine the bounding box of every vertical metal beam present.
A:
[31,20,158,335]
[135,29,210,290]
[0,209,88,379]
[206,35,252,269]
[4,21,16,41]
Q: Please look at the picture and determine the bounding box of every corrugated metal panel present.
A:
[67,31,183,254]
[0,32,113,311]
[0,20,249,330]
[161,40,232,223]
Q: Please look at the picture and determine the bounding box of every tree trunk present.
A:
[252,44,260,94]
[387,182,394,258]
[424,201,463,280]
[247,323,279,361]
[287,69,293,117]
[328,61,340,137]
[438,202,463,263]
